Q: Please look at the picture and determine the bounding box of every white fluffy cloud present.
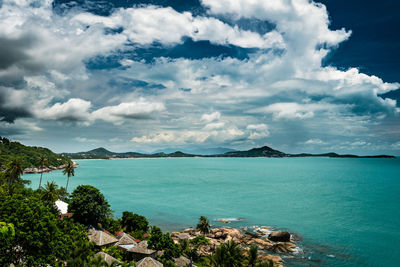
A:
[37,98,92,122]
[91,99,165,124]
[36,98,165,125]
[131,121,269,145]
[74,6,284,49]
[131,128,242,145]
[1,0,399,153]
[201,112,221,123]
[249,102,332,120]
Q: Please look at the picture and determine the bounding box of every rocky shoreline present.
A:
[23,161,79,174]
[171,226,301,267]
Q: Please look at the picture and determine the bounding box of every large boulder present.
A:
[177,233,191,240]
[254,238,272,249]
[221,228,242,238]
[182,227,195,234]
[269,242,297,253]
[214,231,224,239]
[268,231,291,242]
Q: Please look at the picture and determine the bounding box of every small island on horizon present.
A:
[64,146,396,160]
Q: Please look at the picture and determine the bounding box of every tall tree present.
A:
[38,155,48,189]
[248,245,258,267]
[196,216,210,235]
[69,185,111,226]
[148,226,180,261]
[63,160,75,193]
[5,158,29,194]
[121,211,149,233]
[6,158,24,185]
[41,181,59,202]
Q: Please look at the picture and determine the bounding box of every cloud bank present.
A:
[0,0,399,154]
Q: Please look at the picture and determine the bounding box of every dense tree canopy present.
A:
[0,222,15,266]
[148,226,180,261]
[69,185,111,227]
[0,136,69,169]
[0,192,93,266]
[121,211,149,233]
[210,241,244,267]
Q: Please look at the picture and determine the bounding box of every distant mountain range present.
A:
[63,146,396,159]
[151,147,236,155]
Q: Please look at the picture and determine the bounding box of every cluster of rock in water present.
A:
[171,226,301,267]
[23,162,79,173]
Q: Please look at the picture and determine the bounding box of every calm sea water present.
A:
[25,157,400,266]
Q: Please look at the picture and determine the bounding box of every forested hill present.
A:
[64,147,197,159]
[66,145,395,159]
[0,137,69,169]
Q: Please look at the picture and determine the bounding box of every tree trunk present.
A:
[66,176,70,193]
[39,172,43,189]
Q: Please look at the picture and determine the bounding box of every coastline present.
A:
[23,161,79,174]
[169,224,300,267]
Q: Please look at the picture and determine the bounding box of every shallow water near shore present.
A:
[25,157,400,266]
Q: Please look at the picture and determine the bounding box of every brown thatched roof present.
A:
[115,233,137,246]
[94,252,121,265]
[129,241,156,255]
[88,229,118,247]
[174,256,190,267]
[136,257,163,267]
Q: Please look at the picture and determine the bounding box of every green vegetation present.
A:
[40,181,68,202]
[249,245,258,267]
[0,136,69,169]
[0,191,93,266]
[0,138,277,266]
[66,144,396,160]
[121,211,149,233]
[102,217,122,234]
[148,226,181,261]
[197,215,210,235]
[0,222,15,266]
[69,185,112,226]
[179,235,210,262]
[63,160,75,192]
[209,241,244,267]
[38,155,48,189]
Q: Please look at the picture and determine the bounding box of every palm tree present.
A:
[5,158,29,194]
[57,186,69,201]
[38,155,48,189]
[248,245,258,267]
[63,160,75,193]
[41,181,59,202]
[6,158,24,184]
[196,216,210,235]
[256,260,274,267]
[209,241,244,267]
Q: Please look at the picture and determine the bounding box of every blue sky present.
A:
[0,0,399,155]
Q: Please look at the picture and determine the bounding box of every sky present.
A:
[0,0,399,155]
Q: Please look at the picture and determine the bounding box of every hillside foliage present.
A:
[0,136,69,169]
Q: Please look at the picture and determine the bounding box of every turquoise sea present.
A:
[25,157,400,266]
